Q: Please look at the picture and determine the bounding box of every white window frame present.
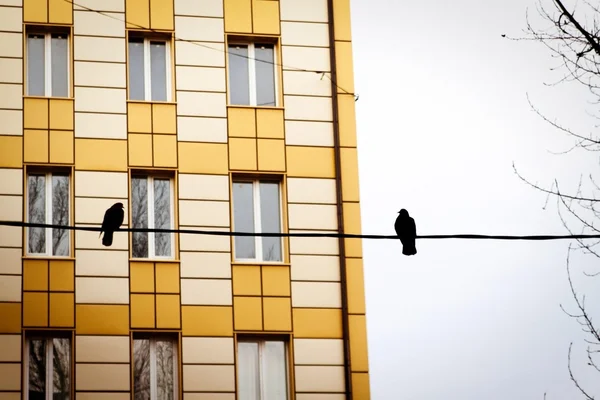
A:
[228,42,279,107]
[233,179,283,263]
[26,172,71,257]
[128,36,172,102]
[237,339,290,400]
[26,31,70,97]
[24,337,71,400]
[131,175,176,260]
[133,338,178,400]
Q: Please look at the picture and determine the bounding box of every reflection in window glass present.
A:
[52,175,69,256]
[150,42,167,101]
[52,339,70,400]
[51,34,68,97]
[156,340,174,400]
[28,175,46,254]
[132,176,149,258]
[27,337,71,400]
[228,45,250,105]
[259,182,281,261]
[255,44,275,107]
[237,340,288,400]
[27,35,45,96]
[153,179,171,257]
[28,339,47,400]
[134,339,176,400]
[129,38,145,100]
[233,182,256,259]
[133,339,151,400]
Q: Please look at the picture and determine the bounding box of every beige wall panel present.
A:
[284,120,333,147]
[76,277,129,304]
[295,366,345,393]
[0,32,21,58]
[76,336,130,362]
[175,41,225,67]
[282,46,330,73]
[181,279,232,305]
[177,92,226,117]
[0,226,21,247]
[183,394,235,400]
[175,16,224,42]
[75,197,128,225]
[0,110,23,136]
[180,252,231,278]
[75,171,128,198]
[75,61,126,88]
[74,0,124,12]
[176,66,226,92]
[0,84,22,109]
[74,88,126,114]
[74,37,125,63]
[280,0,328,22]
[287,178,336,204]
[0,335,21,362]
[296,395,346,400]
[0,195,21,222]
[0,58,22,83]
[290,255,340,282]
[0,1,21,6]
[282,71,331,97]
[178,174,229,201]
[182,365,235,391]
[0,248,22,274]
[0,169,22,195]
[76,394,131,400]
[76,364,130,391]
[291,282,341,308]
[75,113,127,139]
[284,96,333,122]
[76,226,128,250]
[182,337,234,364]
[74,11,125,37]
[289,230,339,255]
[288,204,337,230]
[0,393,20,400]
[0,363,20,390]
[0,275,21,302]
[281,22,329,47]
[76,250,129,277]
[0,6,22,32]
[294,339,344,365]
[180,227,230,252]
[177,116,227,143]
[179,200,230,227]
[174,0,222,17]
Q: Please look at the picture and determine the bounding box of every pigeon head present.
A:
[398,209,409,217]
[114,202,124,209]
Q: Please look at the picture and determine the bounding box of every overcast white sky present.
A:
[351,0,600,398]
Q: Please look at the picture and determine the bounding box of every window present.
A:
[27,32,69,97]
[128,36,171,101]
[133,338,177,400]
[131,175,174,258]
[237,339,289,400]
[27,172,70,257]
[25,336,71,400]
[228,42,277,107]
[232,180,282,262]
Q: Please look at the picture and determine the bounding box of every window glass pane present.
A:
[129,38,145,100]
[29,339,47,400]
[133,339,151,400]
[52,339,70,400]
[27,34,45,96]
[233,182,255,259]
[28,175,46,254]
[237,342,260,400]
[255,44,276,107]
[259,182,282,262]
[153,179,171,257]
[52,175,69,256]
[150,41,167,101]
[132,177,149,258]
[263,341,287,400]
[156,341,174,400]
[228,45,250,105]
[51,34,68,97]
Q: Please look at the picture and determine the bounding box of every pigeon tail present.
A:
[102,231,114,247]
[402,245,417,256]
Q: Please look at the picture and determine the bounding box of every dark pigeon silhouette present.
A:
[394,209,417,256]
[100,202,124,247]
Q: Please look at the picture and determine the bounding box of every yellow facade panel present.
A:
[155,262,179,293]
[182,306,233,336]
[293,308,343,338]
[232,265,261,296]
[153,134,177,168]
[150,0,174,30]
[233,296,262,331]
[130,262,155,293]
[49,99,74,130]
[130,294,156,328]
[337,94,357,147]
[342,202,361,234]
[49,0,73,24]
[352,372,371,400]
[49,260,74,291]
[24,0,48,23]
[263,297,291,331]
[50,130,74,164]
[24,130,49,163]
[23,259,48,291]
[152,103,176,134]
[333,0,352,41]
[252,0,280,35]
[76,305,130,335]
[156,294,180,328]
[261,266,289,297]
[24,292,48,327]
[345,258,365,315]
[76,139,128,171]
[286,146,335,178]
[228,107,256,138]
[0,136,22,168]
[334,42,355,94]
[24,98,49,130]
[257,139,285,171]
[178,142,229,174]
[256,108,284,139]
[340,147,359,201]
[0,303,21,333]
[224,0,252,33]
[128,103,152,133]
[128,134,153,166]
[349,314,369,372]
[344,237,362,258]
[126,0,150,29]
[229,138,257,170]
[49,293,74,327]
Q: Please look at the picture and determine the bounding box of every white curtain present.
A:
[238,342,261,400]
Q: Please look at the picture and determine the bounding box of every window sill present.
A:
[129,258,180,263]
[127,100,177,105]
[22,255,75,261]
[232,261,290,267]
[227,104,284,111]
[23,95,74,100]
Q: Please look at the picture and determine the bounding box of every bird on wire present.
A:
[394,208,417,256]
[100,202,124,247]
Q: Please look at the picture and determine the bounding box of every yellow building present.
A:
[0,0,370,398]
